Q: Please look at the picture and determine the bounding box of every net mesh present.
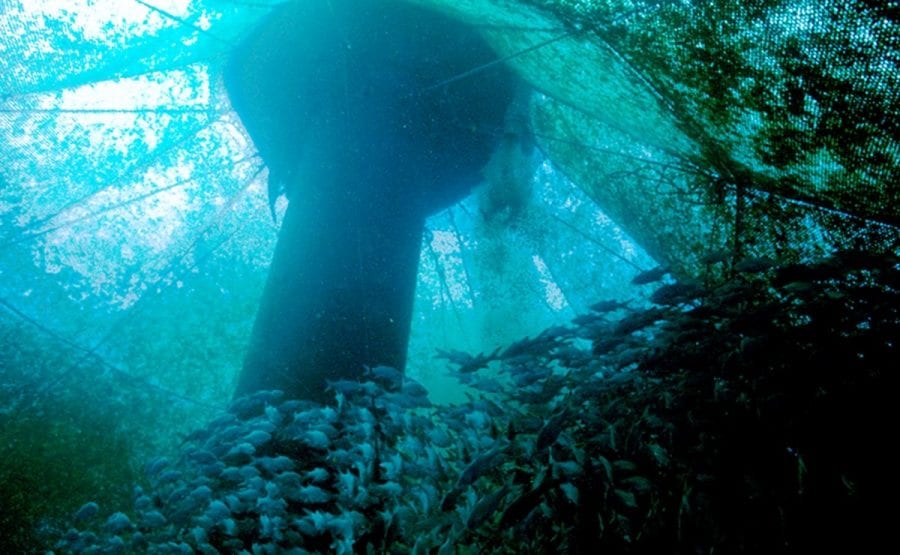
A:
[1,0,898,286]
[421,0,900,276]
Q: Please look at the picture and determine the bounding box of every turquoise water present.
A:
[0,1,897,552]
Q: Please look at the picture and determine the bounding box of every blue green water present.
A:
[1,1,897,552]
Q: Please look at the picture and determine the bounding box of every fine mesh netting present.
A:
[418,0,900,276]
[2,0,898,288]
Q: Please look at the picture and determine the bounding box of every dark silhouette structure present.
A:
[225,0,516,401]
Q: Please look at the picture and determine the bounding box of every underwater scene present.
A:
[0,0,898,553]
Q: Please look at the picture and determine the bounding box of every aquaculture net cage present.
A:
[1,0,897,293]
[426,0,900,276]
